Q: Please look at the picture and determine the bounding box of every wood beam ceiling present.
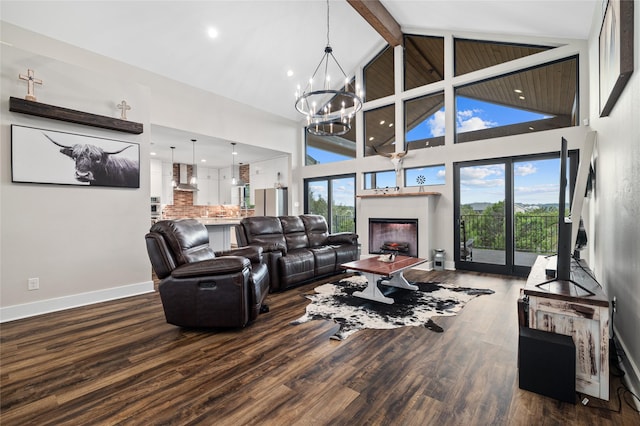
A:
[347,0,403,47]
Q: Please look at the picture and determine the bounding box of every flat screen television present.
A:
[537,137,594,296]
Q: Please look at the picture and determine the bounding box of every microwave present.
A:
[151,197,161,218]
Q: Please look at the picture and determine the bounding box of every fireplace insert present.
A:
[369,218,418,257]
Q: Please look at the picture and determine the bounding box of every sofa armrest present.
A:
[171,256,250,279]
[218,246,264,264]
[328,232,358,245]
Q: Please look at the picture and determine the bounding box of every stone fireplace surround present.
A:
[357,192,440,270]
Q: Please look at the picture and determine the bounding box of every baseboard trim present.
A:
[0,281,155,323]
[613,325,640,411]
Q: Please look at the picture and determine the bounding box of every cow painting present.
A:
[44,133,139,188]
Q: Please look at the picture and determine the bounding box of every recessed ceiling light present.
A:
[514,89,523,94]
[388,123,394,127]
[201,159,207,162]
[207,27,219,39]
[519,95,526,100]
[369,137,375,141]
[287,70,294,77]
[150,152,156,156]
[528,126,534,131]
[379,120,385,125]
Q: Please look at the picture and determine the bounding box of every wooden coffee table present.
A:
[340,255,427,304]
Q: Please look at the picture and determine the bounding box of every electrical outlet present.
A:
[28,277,39,290]
[613,296,617,313]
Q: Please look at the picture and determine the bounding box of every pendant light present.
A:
[170,146,176,187]
[231,142,237,185]
[190,139,197,185]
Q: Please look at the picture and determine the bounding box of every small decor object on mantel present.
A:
[117,100,131,120]
[416,175,426,192]
[18,69,43,101]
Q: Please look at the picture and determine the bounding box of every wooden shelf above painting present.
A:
[9,97,143,134]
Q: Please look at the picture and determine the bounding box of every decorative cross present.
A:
[117,100,131,120]
[18,69,43,101]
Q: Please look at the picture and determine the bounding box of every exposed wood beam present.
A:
[347,0,403,47]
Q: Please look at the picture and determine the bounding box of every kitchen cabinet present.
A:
[194,167,219,205]
[150,159,162,198]
[161,162,174,206]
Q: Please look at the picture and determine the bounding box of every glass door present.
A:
[455,161,509,274]
[305,174,356,233]
[455,152,575,276]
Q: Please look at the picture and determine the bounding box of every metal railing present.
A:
[332,214,355,233]
[461,214,559,254]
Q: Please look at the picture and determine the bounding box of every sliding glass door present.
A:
[455,152,574,276]
[305,174,356,233]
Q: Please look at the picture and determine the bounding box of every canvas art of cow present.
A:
[44,133,139,188]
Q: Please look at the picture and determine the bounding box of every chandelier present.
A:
[295,0,362,136]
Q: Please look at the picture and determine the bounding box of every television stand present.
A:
[523,255,609,400]
[536,256,595,296]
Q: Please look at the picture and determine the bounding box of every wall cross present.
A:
[117,100,131,120]
[18,69,43,101]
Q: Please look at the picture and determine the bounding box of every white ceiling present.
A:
[1,0,598,166]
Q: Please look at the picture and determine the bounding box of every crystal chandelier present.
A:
[295,0,362,136]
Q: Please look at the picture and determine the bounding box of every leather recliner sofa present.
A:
[146,219,270,328]
[235,214,359,292]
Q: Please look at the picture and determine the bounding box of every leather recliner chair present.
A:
[145,219,270,328]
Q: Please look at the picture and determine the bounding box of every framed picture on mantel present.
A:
[11,125,140,188]
[599,0,634,117]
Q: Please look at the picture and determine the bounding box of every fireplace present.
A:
[369,218,419,258]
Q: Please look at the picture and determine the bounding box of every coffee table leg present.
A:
[353,272,395,304]
[381,271,419,291]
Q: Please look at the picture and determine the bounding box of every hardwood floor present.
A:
[1,269,638,425]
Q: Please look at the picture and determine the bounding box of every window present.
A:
[364,104,395,157]
[305,174,356,233]
[455,56,578,143]
[405,165,446,187]
[364,170,396,189]
[364,46,394,102]
[454,38,552,76]
[404,92,445,151]
[305,121,356,165]
[404,34,444,90]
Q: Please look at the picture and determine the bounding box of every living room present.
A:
[1,1,639,424]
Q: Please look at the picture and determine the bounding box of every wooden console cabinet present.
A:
[523,256,610,400]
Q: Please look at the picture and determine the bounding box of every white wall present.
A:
[0,22,301,320]
[1,45,152,320]
[587,1,640,395]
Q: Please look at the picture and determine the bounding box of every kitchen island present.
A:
[195,218,241,251]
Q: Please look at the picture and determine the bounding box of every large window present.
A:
[363,170,396,189]
[305,122,356,165]
[405,165,445,187]
[305,174,356,233]
[404,92,445,151]
[364,104,395,157]
[455,56,578,143]
[364,46,394,102]
[404,34,444,90]
[454,38,551,76]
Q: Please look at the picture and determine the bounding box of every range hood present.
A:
[175,164,199,192]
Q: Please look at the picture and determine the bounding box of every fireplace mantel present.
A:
[357,192,441,199]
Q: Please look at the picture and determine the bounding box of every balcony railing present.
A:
[461,214,559,254]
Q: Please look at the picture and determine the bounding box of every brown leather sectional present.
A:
[235,215,359,292]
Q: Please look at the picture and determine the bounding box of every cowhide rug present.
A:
[291,275,495,341]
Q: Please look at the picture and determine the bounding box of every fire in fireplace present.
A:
[369,218,419,257]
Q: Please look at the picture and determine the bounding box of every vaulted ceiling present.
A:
[1,1,598,165]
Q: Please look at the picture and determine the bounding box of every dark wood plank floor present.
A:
[1,269,638,425]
